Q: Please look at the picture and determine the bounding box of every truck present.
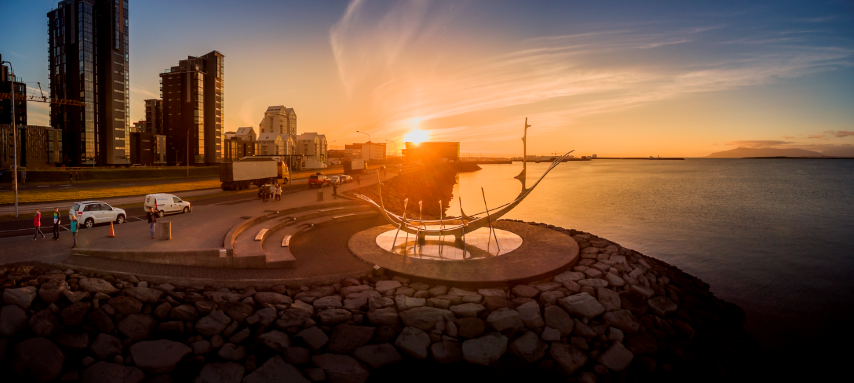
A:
[220,157,290,191]
[343,159,366,174]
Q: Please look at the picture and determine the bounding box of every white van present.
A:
[144,194,191,217]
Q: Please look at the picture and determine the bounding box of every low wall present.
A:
[71,248,232,268]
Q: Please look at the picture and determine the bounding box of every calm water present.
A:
[447,159,854,353]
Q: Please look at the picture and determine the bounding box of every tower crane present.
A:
[0,82,85,106]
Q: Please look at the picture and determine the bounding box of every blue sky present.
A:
[2,0,852,156]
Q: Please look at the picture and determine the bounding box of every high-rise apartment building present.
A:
[144,99,162,134]
[160,51,224,165]
[259,105,296,136]
[48,0,130,166]
[0,54,27,127]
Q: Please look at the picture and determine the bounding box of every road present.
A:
[0,176,219,191]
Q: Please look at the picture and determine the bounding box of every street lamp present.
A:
[1,59,18,218]
[356,131,371,160]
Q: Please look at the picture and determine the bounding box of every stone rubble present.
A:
[0,224,766,382]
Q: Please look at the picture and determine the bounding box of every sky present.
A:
[2,0,852,157]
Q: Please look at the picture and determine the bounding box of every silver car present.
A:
[69,201,127,229]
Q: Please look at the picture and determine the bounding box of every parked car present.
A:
[144,193,191,217]
[329,176,342,185]
[308,174,331,188]
[341,175,353,183]
[69,201,127,229]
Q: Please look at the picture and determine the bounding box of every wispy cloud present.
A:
[824,130,854,138]
[725,140,792,148]
[808,134,825,139]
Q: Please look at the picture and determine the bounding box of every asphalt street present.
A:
[0,176,219,191]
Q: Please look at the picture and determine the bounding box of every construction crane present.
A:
[0,82,85,106]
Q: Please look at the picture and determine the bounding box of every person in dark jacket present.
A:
[33,209,45,240]
[147,207,157,239]
[52,207,61,240]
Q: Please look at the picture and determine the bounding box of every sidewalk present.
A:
[0,170,393,267]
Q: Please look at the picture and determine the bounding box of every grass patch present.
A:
[0,179,222,205]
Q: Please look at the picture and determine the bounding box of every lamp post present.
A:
[356,131,371,161]
[2,60,18,218]
[186,128,190,177]
[385,139,396,158]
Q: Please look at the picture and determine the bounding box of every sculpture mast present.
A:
[514,118,531,190]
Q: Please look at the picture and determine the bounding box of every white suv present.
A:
[69,201,127,229]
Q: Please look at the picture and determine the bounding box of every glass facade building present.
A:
[48,0,130,166]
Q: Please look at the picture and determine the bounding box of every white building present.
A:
[255,133,296,157]
[234,126,257,142]
[259,106,297,136]
[296,132,327,169]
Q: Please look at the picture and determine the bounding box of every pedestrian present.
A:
[74,171,78,182]
[22,168,26,184]
[33,209,45,240]
[276,185,282,201]
[332,182,338,199]
[356,174,361,185]
[147,207,157,239]
[69,172,73,184]
[70,214,78,248]
[52,207,61,240]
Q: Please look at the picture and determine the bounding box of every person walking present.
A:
[69,172,73,184]
[147,207,157,239]
[74,171,79,182]
[33,209,45,240]
[52,207,61,240]
[21,168,26,184]
[70,214,79,248]
[356,174,361,185]
[275,185,281,201]
[332,182,338,199]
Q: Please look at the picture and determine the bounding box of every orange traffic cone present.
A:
[108,221,116,238]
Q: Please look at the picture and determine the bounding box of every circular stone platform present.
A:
[349,220,579,287]
[375,226,523,260]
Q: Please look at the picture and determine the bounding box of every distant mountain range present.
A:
[706,147,854,158]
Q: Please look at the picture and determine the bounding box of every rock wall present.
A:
[0,222,766,382]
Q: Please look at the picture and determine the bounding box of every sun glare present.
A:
[404,129,430,144]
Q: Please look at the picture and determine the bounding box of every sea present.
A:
[447,159,854,364]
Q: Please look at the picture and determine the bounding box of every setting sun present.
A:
[403,129,430,144]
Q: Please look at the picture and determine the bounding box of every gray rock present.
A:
[477,289,506,298]
[509,330,548,363]
[647,297,678,316]
[305,367,326,382]
[516,301,545,328]
[317,309,352,325]
[3,286,38,310]
[259,330,292,353]
[60,302,91,326]
[169,304,199,321]
[13,337,65,382]
[544,306,574,337]
[154,302,172,319]
[538,290,566,306]
[394,295,426,311]
[426,298,451,309]
[196,310,232,337]
[553,271,585,284]
[29,309,60,337]
[54,331,90,353]
[295,327,329,351]
[578,278,609,288]
[255,307,278,328]
[39,279,70,304]
[228,327,250,344]
[313,295,343,311]
[398,307,452,331]
[603,309,640,333]
[353,343,402,369]
[428,285,448,297]
[456,317,486,338]
[123,287,162,304]
[196,362,244,383]
[191,340,212,355]
[573,319,597,338]
[0,304,28,337]
[558,293,605,319]
[340,285,373,297]
[541,326,561,341]
[86,309,115,333]
[129,339,191,374]
[91,333,122,360]
[291,300,315,314]
[608,327,625,342]
[367,307,399,326]
[283,347,312,365]
[486,307,525,336]
[78,278,119,295]
[549,343,588,376]
[343,297,368,311]
[511,285,539,298]
[254,292,292,306]
[63,290,90,303]
[394,327,431,359]
[430,340,462,364]
[630,285,655,299]
[368,296,395,311]
[597,341,634,371]
[604,273,626,287]
[597,287,621,312]
[116,314,157,341]
[311,354,370,383]
[108,296,143,315]
[375,280,402,294]
[328,324,376,354]
[81,361,145,383]
[462,332,508,366]
[217,343,247,361]
[243,356,309,383]
[449,303,486,318]
[277,308,312,329]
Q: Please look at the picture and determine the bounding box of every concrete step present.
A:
[262,211,378,268]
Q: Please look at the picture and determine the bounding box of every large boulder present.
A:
[375,280,402,294]
[124,287,163,304]
[243,356,309,383]
[486,308,525,336]
[117,314,157,341]
[449,303,486,318]
[366,307,398,326]
[295,327,330,351]
[353,343,402,369]
[544,306,573,337]
[553,271,585,284]
[195,310,232,337]
[129,339,192,374]
[509,330,548,363]
[462,332,508,366]
[311,354,370,383]
[648,297,678,316]
[398,307,452,331]
[430,340,462,364]
[169,304,199,322]
[317,309,353,326]
[78,278,119,295]
[394,327,430,359]
[81,361,145,383]
[602,309,640,333]
[91,333,123,360]
[196,362,245,383]
[258,330,292,353]
[39,279,70,304]
[597,341,634,371]
[511,285,540,298]
[277,308,312,329]
[516,301,545,328]
[558,293,605,319]
[13,337,65,382]
[60,302,92,326]
[253,292,292,306]
[328,324,376,354]
[108,296,143,315]
[549,343,588,376]
[597,288,621,312]
[456,317,486,338]
[0,304,29,337]
[29,309,60,337]
[86,310,115,333]
[313,295,343,311]
[3,286,38,310]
